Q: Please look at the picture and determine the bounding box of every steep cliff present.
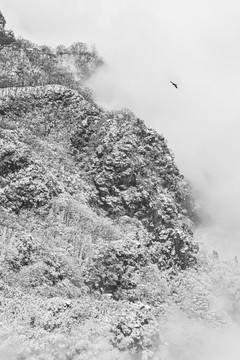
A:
[0,83,203,358]
[0,84,198,275]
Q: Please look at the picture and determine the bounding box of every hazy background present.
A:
[1,0,240,256]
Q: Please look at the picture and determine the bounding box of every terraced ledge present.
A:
[0,84,81,100]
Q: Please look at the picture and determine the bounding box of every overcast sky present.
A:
[1,0,240,255]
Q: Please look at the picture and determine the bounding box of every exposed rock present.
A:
[0,127,61,213]
[0,85,198,273]
[71,109,199,270]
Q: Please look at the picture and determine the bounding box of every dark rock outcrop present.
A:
[0,85,198,273]
[0,129,61,213]
[71,108,199,270]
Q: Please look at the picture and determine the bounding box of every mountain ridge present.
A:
[0,10,240,360]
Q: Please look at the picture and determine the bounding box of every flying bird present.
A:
[170,81,178,89]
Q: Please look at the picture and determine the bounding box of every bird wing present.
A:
[170,81,178,88]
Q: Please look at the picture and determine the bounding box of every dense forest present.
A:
[0,10,240,360]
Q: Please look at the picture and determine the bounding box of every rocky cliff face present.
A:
[71,108,198,269]
[0,85,198,279]
[71,109,194,221]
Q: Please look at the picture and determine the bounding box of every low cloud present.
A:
[164,313,240,360]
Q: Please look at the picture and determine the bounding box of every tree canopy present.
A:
[0,10,15,50]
